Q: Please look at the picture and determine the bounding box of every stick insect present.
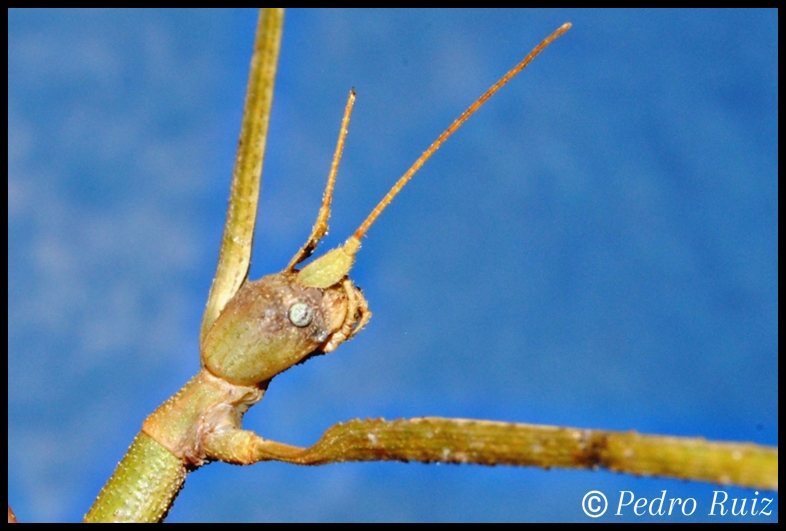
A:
[8,9,778,522]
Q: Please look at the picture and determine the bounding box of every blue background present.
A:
[8,9,778,522]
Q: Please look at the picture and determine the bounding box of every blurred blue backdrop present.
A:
[8,9,778,522]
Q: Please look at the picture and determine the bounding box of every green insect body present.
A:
[85,240,369,522]
[23,12,775,522]
[81,11,578,522]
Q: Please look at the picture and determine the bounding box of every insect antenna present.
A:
[296,23,571,290]
[350,22,572,246]
[287,89,356,271]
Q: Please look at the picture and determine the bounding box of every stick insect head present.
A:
[202,22,573,386]
[201,270,360,386]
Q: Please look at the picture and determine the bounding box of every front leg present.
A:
[203,428,304,465]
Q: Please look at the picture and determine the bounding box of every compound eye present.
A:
[288,302,314,327]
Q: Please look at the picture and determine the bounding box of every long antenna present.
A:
[351,22,571,243]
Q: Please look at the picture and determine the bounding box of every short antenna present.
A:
[287,89,356,271]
